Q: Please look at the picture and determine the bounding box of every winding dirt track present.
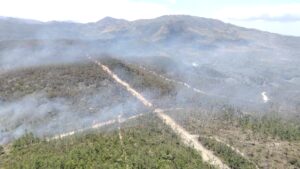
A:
[211,136,259,169]
[47,119,117,141]
[137,65,208,95]
[154,109,229,169]
[138,64,260,168]
[88,57,230,169]
[48,113,145,141]
[118,114,129,169]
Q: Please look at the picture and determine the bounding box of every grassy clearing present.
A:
[0,115,213,169]
[236,113,300,141]
[215,106,300,141]
[166,107,300,141]
[165,108,300,169]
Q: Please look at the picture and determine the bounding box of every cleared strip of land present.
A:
[88,56,230,169]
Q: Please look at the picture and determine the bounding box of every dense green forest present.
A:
[0,115,213,169]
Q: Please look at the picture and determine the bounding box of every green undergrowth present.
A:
[198,136,256,169]
[237,114,300,141]
[219,107,300,141]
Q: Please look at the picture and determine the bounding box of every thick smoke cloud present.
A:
[0,92,147,145]
[0,40,89,70]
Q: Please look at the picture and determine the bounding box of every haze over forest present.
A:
[0,14,300,169]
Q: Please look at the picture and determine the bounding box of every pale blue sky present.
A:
[0,0,299,36]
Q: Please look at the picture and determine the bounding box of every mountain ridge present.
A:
[0,15,299,40]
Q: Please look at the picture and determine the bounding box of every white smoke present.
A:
[0,91,147,145]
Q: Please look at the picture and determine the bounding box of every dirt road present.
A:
[88,56,230,169]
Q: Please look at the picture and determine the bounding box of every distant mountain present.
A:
[0,15,299,56]
[0,15,298,41]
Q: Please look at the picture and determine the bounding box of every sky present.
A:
[0,0,299,36]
